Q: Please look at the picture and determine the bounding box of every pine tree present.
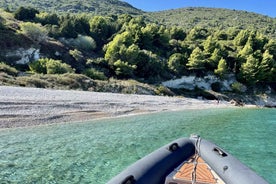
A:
[105,31,134,64]
[186,47,205,70]
[168,53,187,75]
[214,58,227,79]
[59,18,78,38]
[238,40,254,59]
[234,29,250,46]
[209,48,222,68]
[258,50,276,82]
[240,55,260,85]
[264,40,276,57]
[90,16,114,47]
[203,36,217,56]
[169,26,186,40]
[14,7,39,21]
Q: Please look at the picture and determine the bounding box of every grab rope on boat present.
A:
[192,135,201,184]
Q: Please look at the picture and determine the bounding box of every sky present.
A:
[122,0,276,18]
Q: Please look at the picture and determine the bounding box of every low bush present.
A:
[83,68,107,80]
[155,85,175,96]
[46,59,75,74]
[60,35,96,51]
[0,62,19,76]
[16,73,93,90]
[231,82,247,93]
[29,58,75,74]
[55,73,93,90]
[18,22,48,42]
[14,7,38,21]
[29,59,47,74]
[17,75,50,88]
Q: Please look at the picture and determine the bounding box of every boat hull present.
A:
[107,136,268,184]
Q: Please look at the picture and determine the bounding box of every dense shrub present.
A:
[168,53,187,75]
[231,82,247,93]
[60,35,96,51]
[29,58,75,74]
[46,59,75,74]
[19,22,48,42]
[83,68,107,80]
[35,12,59,25]
[73,35,96,51]
[14,7,39,21]
[59,18,78,38]
[29,59,47,74]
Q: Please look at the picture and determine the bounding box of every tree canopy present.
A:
[0,6,275,91]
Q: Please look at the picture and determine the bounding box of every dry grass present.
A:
[1,72,175,96]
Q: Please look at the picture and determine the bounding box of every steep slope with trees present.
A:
[0,0,142,15]
[0,3,275,103]
[1,1,275,40]
[147,7,276,39]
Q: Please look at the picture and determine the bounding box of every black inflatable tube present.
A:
[107,137,268,184]
[106,138,195,184]
[189,137,268,184]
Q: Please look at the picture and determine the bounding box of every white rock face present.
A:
[162,74,240,92]
[5,48,40,64]
[256,94,276,107]
[162,76,196,90]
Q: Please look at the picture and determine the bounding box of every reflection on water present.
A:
[0,108,275,183]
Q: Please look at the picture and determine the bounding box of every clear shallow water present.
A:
[0,108,275,183]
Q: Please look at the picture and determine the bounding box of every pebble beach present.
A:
[0,86,231,128]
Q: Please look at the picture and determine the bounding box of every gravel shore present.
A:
[0,86,231,128]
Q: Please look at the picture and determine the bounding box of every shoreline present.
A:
[0,86,244,129]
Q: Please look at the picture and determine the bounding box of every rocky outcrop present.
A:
[162,75,276,107]
[256,94,276,108]
[230,99,244,106]
[5,47,40,64]
[162,74,245,92]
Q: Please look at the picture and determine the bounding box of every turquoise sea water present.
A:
[0,108,275,183]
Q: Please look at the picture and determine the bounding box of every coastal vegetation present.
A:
[0,1,275,101]
[0,0,142,15]
[147,7,276,39]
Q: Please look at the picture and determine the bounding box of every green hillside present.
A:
[0,0,143,15]
[147,7,276,39]
[1,0,275,38]
[0,1,275,100]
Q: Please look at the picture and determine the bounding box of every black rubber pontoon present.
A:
[107,135,268,184]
